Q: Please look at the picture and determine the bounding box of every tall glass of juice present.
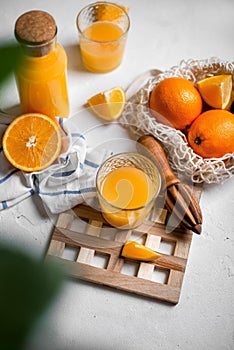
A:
[76,2,130,73]
[96,153,161,229]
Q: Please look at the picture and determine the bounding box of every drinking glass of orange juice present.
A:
[96,153,161,229]
[76,2,130,73]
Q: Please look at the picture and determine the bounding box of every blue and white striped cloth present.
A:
[0,113,110,214]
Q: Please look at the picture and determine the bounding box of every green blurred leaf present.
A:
[0,42,23,85]
[0,245,64,350]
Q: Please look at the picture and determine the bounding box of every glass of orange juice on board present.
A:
[96,153,161,229]
[76,2,130,73]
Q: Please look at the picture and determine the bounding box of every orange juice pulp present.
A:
[99,167,157,228]
[16,44,69,118]
[80,21,126,73]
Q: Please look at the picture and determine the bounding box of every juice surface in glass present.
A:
[80,21,126,73]
[99,166,158,228]
[16,43,69,118]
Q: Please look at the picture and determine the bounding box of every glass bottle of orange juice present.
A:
[14,10,69,118]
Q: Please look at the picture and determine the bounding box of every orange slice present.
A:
[121,240,161,262]
[196,74,232,110]
[87,86,126,120]
[3,113,62,172]
[96,3,129,21]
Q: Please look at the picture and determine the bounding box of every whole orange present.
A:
[149,77,203,130]
[188,109,234,158]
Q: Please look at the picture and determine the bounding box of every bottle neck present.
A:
[17,35,57,57]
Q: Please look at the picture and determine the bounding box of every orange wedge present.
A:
[3,113,62,172]
[87,87,126,120]
[121,240,162,262]
[196,74,232,110]
[96,3,129,21]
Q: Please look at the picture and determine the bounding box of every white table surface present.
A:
[1,1,234,349]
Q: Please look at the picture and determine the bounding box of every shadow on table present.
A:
[65,43,88,74]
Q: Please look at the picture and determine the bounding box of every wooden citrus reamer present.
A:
[138,135,202,234]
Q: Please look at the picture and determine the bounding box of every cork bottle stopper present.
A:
[15,10,57,45]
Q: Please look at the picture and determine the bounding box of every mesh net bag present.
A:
[120,57,234,184]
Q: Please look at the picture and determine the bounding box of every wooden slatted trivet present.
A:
[46,184,202,304]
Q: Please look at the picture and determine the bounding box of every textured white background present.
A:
[0,1,234,349]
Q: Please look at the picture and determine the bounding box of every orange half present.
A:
[3,113,62,172]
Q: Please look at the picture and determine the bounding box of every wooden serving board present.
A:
[46,185,202,304]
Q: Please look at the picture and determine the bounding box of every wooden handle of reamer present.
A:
[138,135,180,188]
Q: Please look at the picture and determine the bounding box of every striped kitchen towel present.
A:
[0,112,110,214]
